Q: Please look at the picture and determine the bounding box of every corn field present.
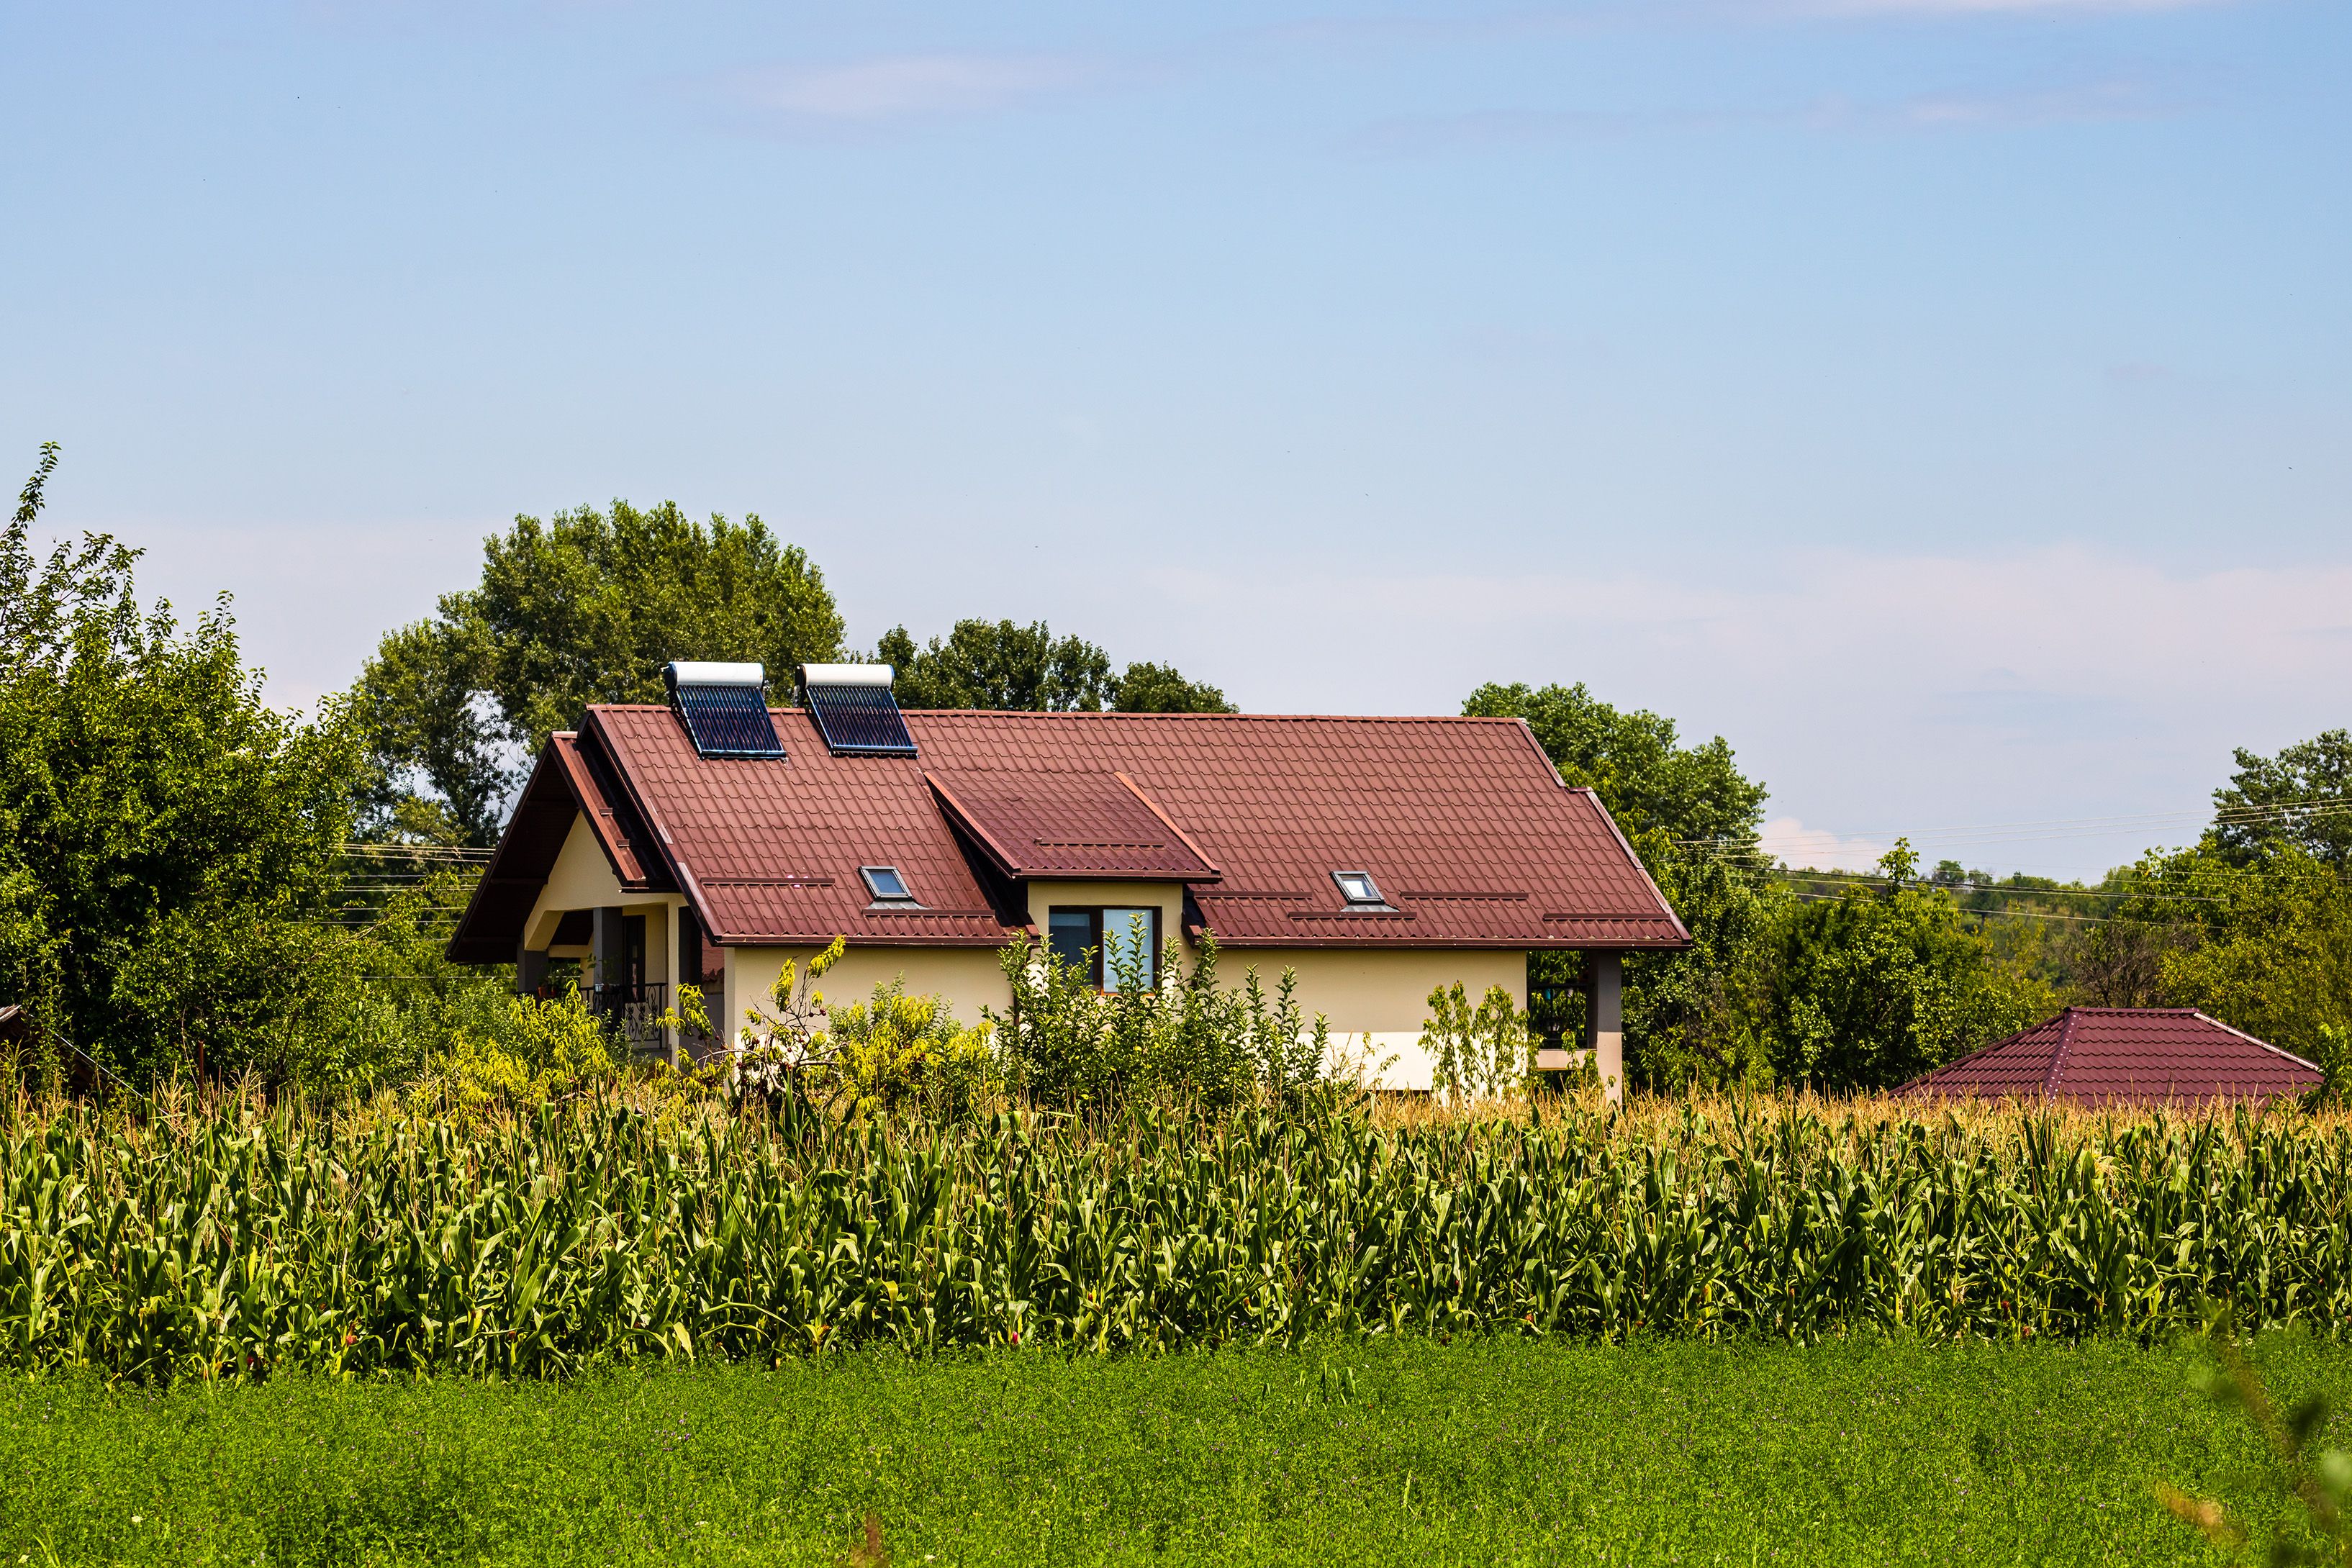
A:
[0,1087,2346,1379]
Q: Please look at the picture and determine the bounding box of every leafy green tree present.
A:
[2212,729,2352,869]
[357,501,844,844]
[877,620,1233,713]
[1462,680,1767,848]
[2100,844,2352,1061]
[1763,840,2048,1090]
[1113,660,1235,715]
[1470,680,1775,1088]
[1621,830,1786,1088]
[0,445,364,1083]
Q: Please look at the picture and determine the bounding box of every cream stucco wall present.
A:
[523,817,683,960]
[723,945,1011,1048]
[721,930,1518,1092]
[1216,946,1525,1092]
[519,812,685,1052]
[524,828,1525,1086]
[524,817,626,951]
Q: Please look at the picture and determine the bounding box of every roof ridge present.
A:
[2043,1007,2082,1096]
[908,710,1526,723]
[2187,1009,2326,1074]
[590,704,1532,725]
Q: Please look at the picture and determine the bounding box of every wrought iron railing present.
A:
[591,982,669,1053]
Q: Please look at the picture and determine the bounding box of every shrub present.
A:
[826,981,998,1120]
[1419,982,1530,1099]
[406,984,620,1115]
[990,932,1334,1110]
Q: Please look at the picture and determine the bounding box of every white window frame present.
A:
[860,865,915,903]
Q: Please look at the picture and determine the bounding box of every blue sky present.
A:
[5,0,2346,876]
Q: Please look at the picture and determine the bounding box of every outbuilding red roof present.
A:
[449,703,1691,959]
[1899,1007,2321,1106]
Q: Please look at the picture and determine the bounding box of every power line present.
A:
[1689,840,2351,891]
[1783,890,2109,924]
[1678,795,2352,853]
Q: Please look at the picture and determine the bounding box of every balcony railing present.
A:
[591,981,669,1053]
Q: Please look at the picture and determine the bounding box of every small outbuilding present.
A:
[1899,1006,2322,1106]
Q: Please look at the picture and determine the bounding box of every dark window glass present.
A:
[1046,907,1162,989]
[1049,909,1098,982]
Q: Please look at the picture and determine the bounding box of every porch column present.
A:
[677,907,724,1062]
[1589,952,1624,1105]
[516,940,548,999]
[592,905,626,1014]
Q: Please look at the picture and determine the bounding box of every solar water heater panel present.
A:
[674,682,784,758]
[805,681,918,756]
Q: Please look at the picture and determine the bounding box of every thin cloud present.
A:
[1760,817,1894,872]
[1097,547,2352,877]
[1350,75,2180,155]
[1894,78,2183,125]
[712,53,1094,126]
[1796,0,2229,14]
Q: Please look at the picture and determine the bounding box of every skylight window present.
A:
[860,866,914,903]
[1332,870,1385,907]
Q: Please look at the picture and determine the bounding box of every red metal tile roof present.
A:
[926,769,1220,881]
[445,735,674,963]
[1900,1007,2321,1106]
[552,733,664,889]
[455,704,1691,953]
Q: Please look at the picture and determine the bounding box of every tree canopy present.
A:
[1461,681,1766,848]
[2211,729,2352,869]
[1,445,363,1083]
[1467,679,1782,1087]
[356,501,845,844]
[877,620,1233,715]
[1759,841,2048,1089]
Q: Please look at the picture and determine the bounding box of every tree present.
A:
[356,501,843,844]
[1468,679,1774,1088]
[0,444,365,1083]
[877,620,1234,714]
[2212,730,2352,869]
[1462,681,1766,848]
[1113,660,1235,715]
[1620,830,1785,1088]
[2099,843,2352,1061]
[1762,840,2047,1091]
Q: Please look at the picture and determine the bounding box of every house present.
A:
[1896,1007,2322,1106]
[446,662,1689,1095]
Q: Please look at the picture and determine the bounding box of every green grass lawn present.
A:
[1,1336,2342,1567]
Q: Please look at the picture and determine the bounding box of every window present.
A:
[1046,906,1160,990]
[860,865,914,902]
[1332,870,1385,907]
